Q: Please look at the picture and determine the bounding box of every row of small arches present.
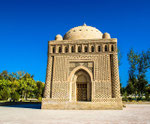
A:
[52,45,114,53]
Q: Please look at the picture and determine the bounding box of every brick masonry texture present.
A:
[42,24,122,110]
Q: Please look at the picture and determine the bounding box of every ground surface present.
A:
[0,104,150,124]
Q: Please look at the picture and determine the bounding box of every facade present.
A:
[42,24,122,109]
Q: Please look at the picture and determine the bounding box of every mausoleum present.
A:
[42,24,122,109]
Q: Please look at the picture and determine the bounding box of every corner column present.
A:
[44,51,53,98]
[111,53,121,98]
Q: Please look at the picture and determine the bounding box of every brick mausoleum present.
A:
[41,24,122,110]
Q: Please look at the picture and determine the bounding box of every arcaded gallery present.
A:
[42,24,122,109]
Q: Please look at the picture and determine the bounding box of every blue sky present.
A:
[0,0,150,86]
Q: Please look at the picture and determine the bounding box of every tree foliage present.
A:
[0,71,45,102]
[11,92,20,102]
[125,48,150,100]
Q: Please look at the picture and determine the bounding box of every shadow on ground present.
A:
[0,102,41,109]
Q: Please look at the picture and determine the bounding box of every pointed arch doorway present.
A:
[73,69,92,101]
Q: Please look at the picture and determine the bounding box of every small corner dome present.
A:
[55,34,63,41]
[103,32,111,39]
[63,23,103,40]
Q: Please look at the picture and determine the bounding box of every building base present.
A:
[41,98,123,110]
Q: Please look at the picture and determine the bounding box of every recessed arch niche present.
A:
[71,69,92,102]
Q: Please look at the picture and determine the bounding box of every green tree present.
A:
[0,78,11,100]
[11,92,20,102]
[136,50,150,98]
[127,48,139,99]
[0,71,41,101]
[33,81,44,101]
[0,70,9,80]
[127,49,150,100]
[145,84,150,100]
[126,77,136,96]
[0,88,10,100]
[120,83,126,96]
[35,81,44,100]
[19,73,36,100]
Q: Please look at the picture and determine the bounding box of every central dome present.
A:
[63,24,103,40]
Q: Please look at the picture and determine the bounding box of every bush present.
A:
[11,92,20,102]
[0,89,10,100]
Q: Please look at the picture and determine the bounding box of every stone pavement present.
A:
[0,104,150,124]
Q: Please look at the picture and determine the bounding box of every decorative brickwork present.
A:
[111,54,121,98]
[43,55,53,98]
[52,81,69,99]
[95,81,112,99]
[42,24,122,109]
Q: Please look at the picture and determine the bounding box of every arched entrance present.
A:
[74,70,91,101]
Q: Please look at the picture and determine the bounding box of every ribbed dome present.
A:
[63,23,103,40]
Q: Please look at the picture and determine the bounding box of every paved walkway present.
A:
[0,104,150,124]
